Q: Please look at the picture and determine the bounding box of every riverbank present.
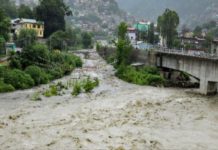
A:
[0,50,218,150]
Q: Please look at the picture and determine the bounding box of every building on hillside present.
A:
[127,27,136,44]
[180,36,206,50]
[211,39,218,55]
[133,21,151,41]
[133,21,150,32]
[11,18,44,38]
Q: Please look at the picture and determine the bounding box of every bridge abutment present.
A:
[156,52,218,95]
[200,80,217,95]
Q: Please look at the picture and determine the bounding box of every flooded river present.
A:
[0,50,218,150]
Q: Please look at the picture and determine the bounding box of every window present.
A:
[33,24,36,28]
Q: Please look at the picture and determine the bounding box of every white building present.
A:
[127,27,136,44]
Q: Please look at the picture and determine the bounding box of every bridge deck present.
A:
[156,49,218,61]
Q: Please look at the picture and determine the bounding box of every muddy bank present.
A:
[0,50,218,150]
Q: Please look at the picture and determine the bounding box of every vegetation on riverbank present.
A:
[97,22,165,87]
[72,77,99,96]
[0,43,82,93]
[116,65,164,86]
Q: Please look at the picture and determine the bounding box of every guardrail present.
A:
[155,48,218,60]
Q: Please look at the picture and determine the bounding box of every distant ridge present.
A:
[116,0,218,28]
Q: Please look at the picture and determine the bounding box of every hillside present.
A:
[11,0,127,37]
[66,0,127,36]
[116,0,218,28]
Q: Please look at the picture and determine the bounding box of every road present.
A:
[0,50,218,150]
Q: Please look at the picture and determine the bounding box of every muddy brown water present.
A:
[0,50,218,150]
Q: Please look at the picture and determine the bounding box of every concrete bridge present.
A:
[155,49,218,95]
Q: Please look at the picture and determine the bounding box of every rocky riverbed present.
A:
[0,50,218,150]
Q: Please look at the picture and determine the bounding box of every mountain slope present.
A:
[12,0,127,36]
[116,0,218,27]
[67,0,127,35]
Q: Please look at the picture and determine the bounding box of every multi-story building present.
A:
[11,18,44,38]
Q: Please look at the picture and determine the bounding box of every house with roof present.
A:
[11,18,44,38]
[133,21,150,33]
[127,27,136,44]
[127,21,151,43]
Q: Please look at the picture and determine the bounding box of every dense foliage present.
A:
[0,79,15,93]
[25,65,49,85]
[18,4,34,18]
[48,28,93,51]
[0,9,11,41]
[0,42,82,93]
[72,78,99,96]
[35,0,72,37]
[3,69,35,89]
[116,65,165,86]
[157,9,180,48]
[0,0,17,18]
[97,22,165,87]
[16,29,37,48]
[116,22,132,66]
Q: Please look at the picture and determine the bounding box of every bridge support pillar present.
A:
[200,80,217,95]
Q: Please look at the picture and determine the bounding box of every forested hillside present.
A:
[6,0,127,36]
[116,0,218,28]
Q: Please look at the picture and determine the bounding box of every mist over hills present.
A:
[116,0,218,28]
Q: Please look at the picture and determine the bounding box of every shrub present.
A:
[50,51,65,63]
[9,57,22,69]
[0,66,7,78]
[83,77,99,93]
[83,78,94,92]
[43,85,58,97]
[94,78,99,87]
[61,63,74,75]
[47,30,67,50]
[20,43,50,68]
[31,92,42,101]
[0,79,15,93]
[147,74,165,86]
[141,66,160,75]
[17,29,37,48]
[3,69,34,89]
[25,65,49,85]
[46,67,64,80]
[72,82,82,96]
[116,65,164,86]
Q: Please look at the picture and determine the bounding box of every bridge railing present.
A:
[155,47,218,59]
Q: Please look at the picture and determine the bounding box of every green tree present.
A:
[0,9,10,41]
[18,4,34,18]
[193,26,202,37]
[0,36,5,54]
[65,27,77,47]
[148,23,155,44]
[0,0,17,18]
[118,22,128,40]
[35,0,72,37]
[48,28,79,51]
[157,9,179,48]
[81,32,92,49]
[20,43,50,68]
[203,32,213,52]
[17,29,37,48]
[47,30,67,50]
[116,22,132,66]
